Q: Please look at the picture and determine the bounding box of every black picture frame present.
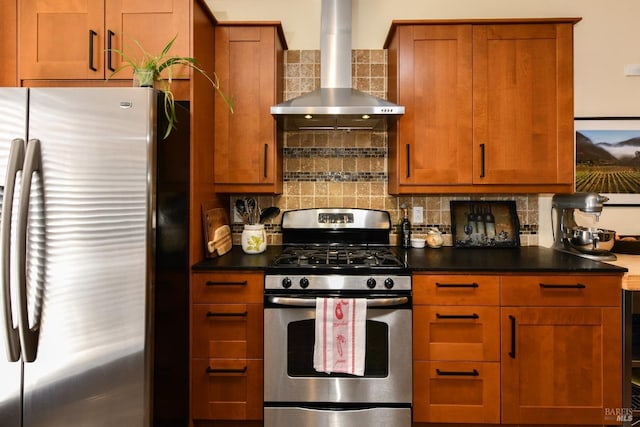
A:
[450,200,520,248]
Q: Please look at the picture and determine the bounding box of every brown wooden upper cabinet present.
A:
[19,0,189,81]
[385,19,581,194]
[213,23,286,194]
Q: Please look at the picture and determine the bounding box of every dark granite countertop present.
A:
[398,246,626,273]
[192,245,627,274]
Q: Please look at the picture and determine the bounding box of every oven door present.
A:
[264,295,412,404]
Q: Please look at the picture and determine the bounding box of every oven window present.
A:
[287,319,389,377]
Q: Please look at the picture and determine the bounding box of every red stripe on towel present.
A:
[351,300,356,373]
[322,299,328,372]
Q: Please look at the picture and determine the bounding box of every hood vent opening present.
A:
[270,0,404,131]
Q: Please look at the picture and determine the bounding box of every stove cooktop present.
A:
[272,245,404,269]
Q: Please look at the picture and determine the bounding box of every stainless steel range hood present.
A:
[270,0,404,131]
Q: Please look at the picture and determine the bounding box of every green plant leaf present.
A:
[107,33,234,138]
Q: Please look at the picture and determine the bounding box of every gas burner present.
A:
[271,245,404,269]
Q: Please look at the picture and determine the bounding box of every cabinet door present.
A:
[473,23,574,186]
[501,307,621,425]
[19,0,105,79]
[390,25,473,191]
[105,0,190,80]
[214,25,283,193]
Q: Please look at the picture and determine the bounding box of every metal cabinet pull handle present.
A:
[436,313,479,320]
[264,144,268,178]
[509,315,516,358]
[267,296,409,308]
[539,283,586,289]
[206,311,248,317]
[1,139,25,362]
[435,282,479,288]
[206,366,247,374]
[205,280,248,286]
[88,30,98,71]
[107,30,116,72]
[406,143,411,178]
[436,368,479,377]
[479,143,485,178]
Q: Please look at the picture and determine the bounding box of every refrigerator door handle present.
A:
[1,138,26,362]
[16,138,43,363]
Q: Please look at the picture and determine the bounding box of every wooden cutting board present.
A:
[201,203,230,258]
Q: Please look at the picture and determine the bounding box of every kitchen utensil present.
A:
[566,227,616,254]
[260,206,280,223]
[235,199,248,223]
[245,197,259,224]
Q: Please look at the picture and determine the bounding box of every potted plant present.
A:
[108,34,234,138]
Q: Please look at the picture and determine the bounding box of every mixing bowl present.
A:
[566,227,616,254]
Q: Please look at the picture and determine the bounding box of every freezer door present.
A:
[21,88,156,427]
[0,88,28,427]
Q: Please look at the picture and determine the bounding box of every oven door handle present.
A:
[267,296,409,307]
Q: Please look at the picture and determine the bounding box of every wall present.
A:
[208,0,640,245]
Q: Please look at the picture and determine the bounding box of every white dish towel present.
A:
[313,298,367,376]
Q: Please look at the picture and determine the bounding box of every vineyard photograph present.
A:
[575,124,640,194]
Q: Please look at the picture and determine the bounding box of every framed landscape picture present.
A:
[450,200,520,248]
[575,117,640,205]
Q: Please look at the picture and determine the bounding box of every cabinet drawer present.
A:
[191,358,263,421]
[413,275,500,305]
[192,271,263,303]
[192,303,263,359]
[414,305,499,361]
[501,275,621,307]
[414,361,500,423]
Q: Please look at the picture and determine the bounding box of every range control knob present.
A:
[384,278,395,289]
[282,277,292,289]
[366,278,377,289]
[299,277,310,289]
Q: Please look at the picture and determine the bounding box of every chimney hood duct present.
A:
[270,0,404,131]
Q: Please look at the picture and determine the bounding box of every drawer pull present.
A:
[406,143,411,178]
[205,280,248,286]
[539,283,586,289]
[436,313,479,320]
[206,366,247,374]
[436,368,479,377]
[435,282,479,288]
[206,311,248,317]
[88,30,98,71]
[479,143,486,178]
[509,315,516,359]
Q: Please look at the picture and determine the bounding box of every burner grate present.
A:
[272,245,404,268]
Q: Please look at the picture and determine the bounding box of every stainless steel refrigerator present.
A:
[0,87,190,427]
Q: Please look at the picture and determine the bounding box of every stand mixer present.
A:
[551,193,617,261]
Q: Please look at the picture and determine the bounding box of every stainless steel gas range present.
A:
[264,208,412,427]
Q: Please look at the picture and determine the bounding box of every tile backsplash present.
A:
[230,49,539,247]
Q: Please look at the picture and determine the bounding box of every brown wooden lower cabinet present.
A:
[191,271,264,423]
[501,306,622,425]
[413,272,623,426]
